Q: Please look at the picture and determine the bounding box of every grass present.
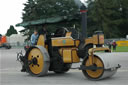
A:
[112,46,128,52]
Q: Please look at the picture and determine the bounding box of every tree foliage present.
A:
[20,0,128,39]
[20,0,80,40]
[119,0,128,37]
[6,25,18,36]
[87,0,128,38]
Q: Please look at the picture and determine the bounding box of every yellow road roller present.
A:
[16,3,120,81]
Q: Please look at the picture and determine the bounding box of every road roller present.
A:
[16,1,120,80]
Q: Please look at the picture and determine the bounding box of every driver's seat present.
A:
[54,27,68,37]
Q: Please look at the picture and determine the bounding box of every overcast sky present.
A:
[0,0,27,35]
[0,0,86,35]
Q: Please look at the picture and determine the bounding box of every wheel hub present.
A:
[32,57,38,65]
[92,64,97,71]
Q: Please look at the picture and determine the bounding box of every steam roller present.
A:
[16,33,120,80]
[16,0,120,80]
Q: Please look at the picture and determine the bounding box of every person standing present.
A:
[31,29,39,45]
[112,41,117,51]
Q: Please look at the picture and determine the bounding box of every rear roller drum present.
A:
[26,46,50,76]
[82,55,104,80]
[82,55,118,80]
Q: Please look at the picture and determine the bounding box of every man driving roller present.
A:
[31,29,39,45]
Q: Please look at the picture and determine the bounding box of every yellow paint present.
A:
[116,40,128,46]
[93,35,99,44]
[37,35,45,47]
[88,47,110,66]
[28,48,44,74]
[88,47,111,56]
[52,37,74,46]
[99,35,104,44]
[63,49,72,63]
[85,56,104,78]
[93,47,111,52]
[85,34,104,45]
[85,38,93,45]
[61,48,80,63]
[72,49,80,63]
[75,40,80,47]
[88,55,93,65]
[66,32,72,37]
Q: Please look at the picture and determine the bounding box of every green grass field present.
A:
[112,46,128,52]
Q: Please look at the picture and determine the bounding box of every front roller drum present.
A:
[82,55,118,80]
[26,46,50,76]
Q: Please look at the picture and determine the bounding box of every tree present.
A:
[119,0,128,37]
[87,0,128,38]
[20,0,80,40]
[20,0,128,39]
[6,25,18,36]
[87,0,123,38]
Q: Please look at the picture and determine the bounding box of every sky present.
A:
[0,0,27,35]
[0,0,86,35]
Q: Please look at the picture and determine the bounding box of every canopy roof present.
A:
[16,16,78,27]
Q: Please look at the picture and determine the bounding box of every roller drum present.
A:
[25,46,50,76]
[82,53,120,80]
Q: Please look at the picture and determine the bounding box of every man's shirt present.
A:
[31,34,39,45]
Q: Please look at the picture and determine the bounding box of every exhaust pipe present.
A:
[80,4,87,39]
[78,4,88,50]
